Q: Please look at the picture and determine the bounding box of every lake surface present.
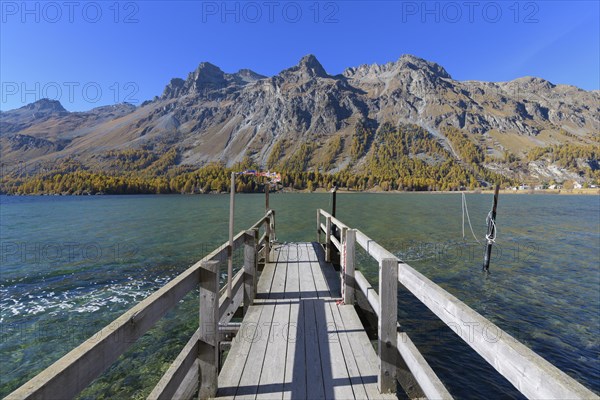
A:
[1,193,599,398]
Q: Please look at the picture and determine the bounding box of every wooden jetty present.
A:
[7,208,598,400]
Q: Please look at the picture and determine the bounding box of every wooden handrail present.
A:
[350,228,596,399]
[8,213,271,400]
[395,259,597,399]
[330,235,342,252]
[250,209,273,230]
[318,209,349,230]
[317,210,597,399]
[355,229,398,262]
[147,328,200,400]
[354,270,452,399]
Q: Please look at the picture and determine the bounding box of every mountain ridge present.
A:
[1,54,598,189]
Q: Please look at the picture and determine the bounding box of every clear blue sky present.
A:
[1,1,598,111]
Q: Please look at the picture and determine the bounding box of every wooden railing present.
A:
[7,210,276,400]
[317,209,597,400]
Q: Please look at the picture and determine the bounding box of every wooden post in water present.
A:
[331,186,337,218]
[198,260,219,398]
[228,172,235,299]
[379,258,398,393]
[244,229,257,314]
[483,185,500,272]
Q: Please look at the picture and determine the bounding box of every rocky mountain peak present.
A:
[278,54,329,81]
[343,54,452,81]
[187,62,227,88]
[161,63,267,99]
[299,54,328,77]
[26,98,67,113]
[233,68,267,83]
[395,54,451,79]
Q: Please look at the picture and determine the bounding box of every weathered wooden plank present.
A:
[343,229,356,305]
[397,332,452,400]
[303,299,326,400]
[312,242,341,298]
[199,260,220,399]
[307,244,333,300]
[355,230,397,264]
[330,235,342,252]
[219,270,244,323]
[283,245,305,400]
[233,302,276,399]
[305,242,356,398]
[355,270,380,316]
[172,359,199,400]
[218,305,264,398]
[268,244,288,300]
[265,215,271,263]
[269,210,276,242]
[244,230,257,314]
[320,222,327,235]
[378,258,398,394]
[327,301,368,399]
[325,217,332,263]
[338,306,397,400]
[256,300,290,399]
[298,246,326,399]
[328,302,372,399]
[253,249,278,304]
[299,246,319,301]
[250,210,273,230]
[314,298,355,399]
[318,209,350,230]
[147,328,200,400]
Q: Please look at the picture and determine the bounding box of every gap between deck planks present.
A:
[217,242,397,400]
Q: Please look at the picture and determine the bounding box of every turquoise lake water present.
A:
[0,193,598,398]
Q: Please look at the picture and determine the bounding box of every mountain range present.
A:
[1,54,598,185]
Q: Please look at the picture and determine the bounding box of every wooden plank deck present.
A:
[217,242,397,400]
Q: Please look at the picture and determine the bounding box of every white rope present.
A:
[461,193,481,244]
[485,211,497,244]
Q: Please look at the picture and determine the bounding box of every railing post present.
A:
[343,228,356,305]
[254,228,262,273]
[378,258,398,394]
[325,216,332,263]
[265,213,271,263]
[244,229,257,314]
[265,182,269,211]
[199,260,219,398]
[317,209,321,244]
[270,209,276,242]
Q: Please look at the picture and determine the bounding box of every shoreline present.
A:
[2,188,599,196]
[303,187,600,196]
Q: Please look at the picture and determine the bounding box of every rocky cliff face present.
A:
[1,54,598,181]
